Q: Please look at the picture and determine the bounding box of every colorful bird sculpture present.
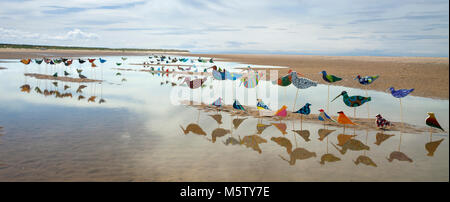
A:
[332,91,371,107]
[290,71,316,89]
[426,112,445,133]
[320,70,342,83]
[274,105,287,117]
[88,59,95,63]
[337,111,357,132]
[273,72,292,86]
[20,59,31,65]
[212,98,223,108]
[289,71,317,110]
[233,100,246,111]
[321,70,342,114]
[376,114,392,129]
[355,75,379,85]
[294,103,311,129]
[257,99,270,110]
[318,109,336,123]
[294,103,311,115]
[388,87,414,98]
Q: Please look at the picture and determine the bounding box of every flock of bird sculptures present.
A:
[19,55,447,165]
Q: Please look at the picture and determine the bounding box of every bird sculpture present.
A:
[388,87,414,98]
[293,103,311,129]
[388,87,414,130]
[294,103,311,115]
[318,109,336,125]
[355,75,379,85]
[321,70,342,114]
[35,59,43,64]
[88,59,96,63]
[375,114,392,130]
[116,63,122,66]
[78,59,86,64]
[426,112,445,135]
[78,74,87,79]
[20,59,31,65]
[274,105,287,118]
[289,71,317,109]
[332,91,371,107]
[212,97,223,108]
[257,99,270,110]
[64,71,70,76]
[273,72,292,86]
[233,100,246,112]
[337,111,357,132]
[320,70,342,83]
[52,72,58,77]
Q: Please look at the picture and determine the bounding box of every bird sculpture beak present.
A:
[331,94,341,102]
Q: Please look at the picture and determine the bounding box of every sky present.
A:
[0,0,448,57]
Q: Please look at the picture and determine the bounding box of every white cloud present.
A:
[0,0,448,56]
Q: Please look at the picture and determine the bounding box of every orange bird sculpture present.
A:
[337,111,357,132]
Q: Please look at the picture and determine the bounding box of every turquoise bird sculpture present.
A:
[332,91,371,107]
[320,71,342,83]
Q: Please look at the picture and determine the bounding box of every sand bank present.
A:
[24,73,102,83]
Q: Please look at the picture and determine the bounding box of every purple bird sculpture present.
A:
[388,87,414,98]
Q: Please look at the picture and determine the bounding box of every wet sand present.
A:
[24,73,102,83]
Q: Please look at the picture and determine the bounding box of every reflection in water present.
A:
[337,134,357,146]
[223,137,240,146]
[354,155,377,167]
[232,118,247,129]
[211,128,231,143]
[279,147,316,165]
[271,137,293,154]
[240,135,267,154]
[76,85,87,93]
[208,114,223,125]
[320,153,341,165]
[292,130,311,142]
[272,122,287,135]
[180,123,207,136]
[374,132,395,146]
[425,138,444,157]
[332,139,370,155]
[387,151,413,163]
[256,123,271,135]
[20,84,31,93]
[318,129,335,141]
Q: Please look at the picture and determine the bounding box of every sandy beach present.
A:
[1,48,448,99]
[181,53,449,99]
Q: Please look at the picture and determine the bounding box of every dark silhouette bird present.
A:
[52,72,58,77]
[64,71,70,76]
[78,74,87,79]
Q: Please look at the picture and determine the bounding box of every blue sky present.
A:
[0,0,448,56]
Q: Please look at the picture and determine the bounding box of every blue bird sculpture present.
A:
[294,103,311,115]
[388,87,414,98]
